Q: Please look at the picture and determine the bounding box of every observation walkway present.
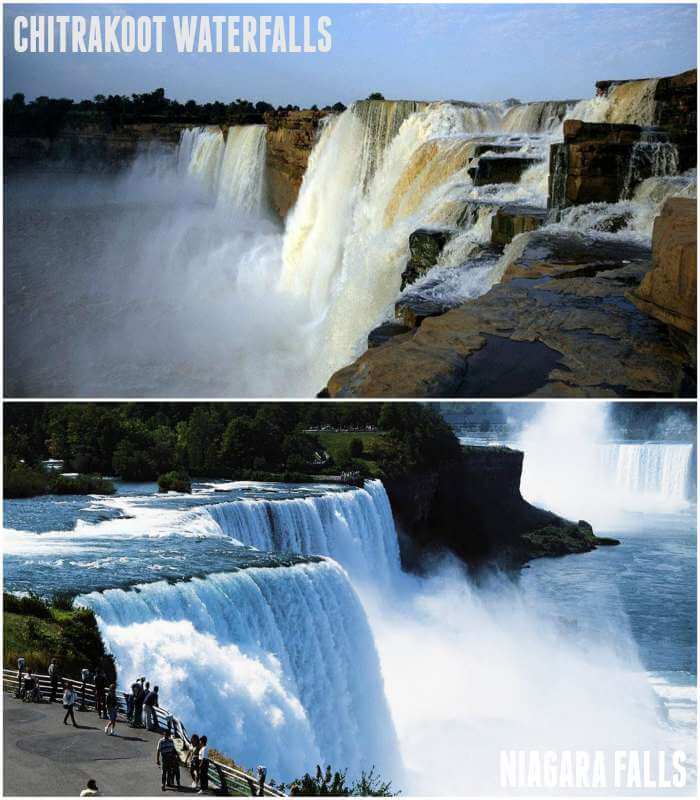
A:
[3,669,284,797]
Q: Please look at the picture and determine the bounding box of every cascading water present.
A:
[207,480,401,583]
[78,560,401,782]
[178,125,269,215]
[519,403,695,524]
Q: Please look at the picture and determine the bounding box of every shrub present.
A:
[3,592,52,619]
[4,461,48,498]
[157,470,192,493]
[348,438,364,458]
[48,474,115,495]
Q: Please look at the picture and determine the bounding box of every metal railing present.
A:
[3,668,285,796]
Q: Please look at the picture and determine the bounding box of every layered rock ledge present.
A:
[326,229,695,398]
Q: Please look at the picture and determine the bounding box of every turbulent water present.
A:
[4,422,697,793]
[6,79,695,396]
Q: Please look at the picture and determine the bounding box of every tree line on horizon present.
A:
[3,88,390,138]
[4,402,460,495]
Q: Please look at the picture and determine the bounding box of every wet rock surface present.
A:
[468,155,540,186]
[400,228,453,290]
[491,204,548,247]
[326,230,694,398]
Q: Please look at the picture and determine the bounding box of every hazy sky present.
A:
[4,3,697,106]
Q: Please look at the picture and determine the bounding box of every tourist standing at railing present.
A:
[132,677,146,727]
[62,682,78,727]
[186,734,201,788]
[144,684,159,731]
[48,658,61,703]
[257,765,267,796]
[16,657,25,698]
[197,735,210,794]
[104,684,118,736]
[80,667,91,711]
[94,668,107,719]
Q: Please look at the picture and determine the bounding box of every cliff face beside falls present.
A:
[383,445,614,570]
[263,109,326,217]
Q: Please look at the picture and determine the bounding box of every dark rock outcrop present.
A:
[326,229,694,398]
[384,445,615,569]
[367,322,412,348]
[395,295,452,329]
[468,155,540,186]
[263,109,326,218]
[400,228,453,290]
[629,197,697,341]
[491,204,547,247]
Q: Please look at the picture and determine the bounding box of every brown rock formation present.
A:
[325,230,694,398]
[263,109,326,218]
[549,120,642,208]
[491,204,547,247]
[629,197,697,336]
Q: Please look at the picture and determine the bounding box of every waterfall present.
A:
[598,443,693,505]
[78,560,401,782]
[207,480,402,583]
[179,126,225,192]
[501,100,574,133]
[178,125,268,215]
[217,125,268,214]
[604,78,659,126]
[622,137,680,198]
[279,101,510,382]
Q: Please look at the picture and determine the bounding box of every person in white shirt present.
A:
[62,683,78,727]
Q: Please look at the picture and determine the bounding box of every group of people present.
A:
[16,657,268,797]
[126,676,163,730]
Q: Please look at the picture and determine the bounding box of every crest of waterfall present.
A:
[501,101,574,133]
[180,126,225,192]
[78,560,400,782]
[604,78,660,126]
[207,480,402,583]
[177,125,269,215]
[216,125,268,215]
[352,99,428,187]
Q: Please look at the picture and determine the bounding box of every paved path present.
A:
[3,695,196,796]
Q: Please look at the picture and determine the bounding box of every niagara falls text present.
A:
[13,15,333,55]
[500,750,688,790]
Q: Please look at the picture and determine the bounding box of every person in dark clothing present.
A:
[16,657,25,699]
[94,669,107,719]
[144,685,159,731]
[156,730,179,791]
[80,667,91,711]
[132,677,146,728]
[48,659,60,702]
[104,683,118,736]
[257,766,267,797]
